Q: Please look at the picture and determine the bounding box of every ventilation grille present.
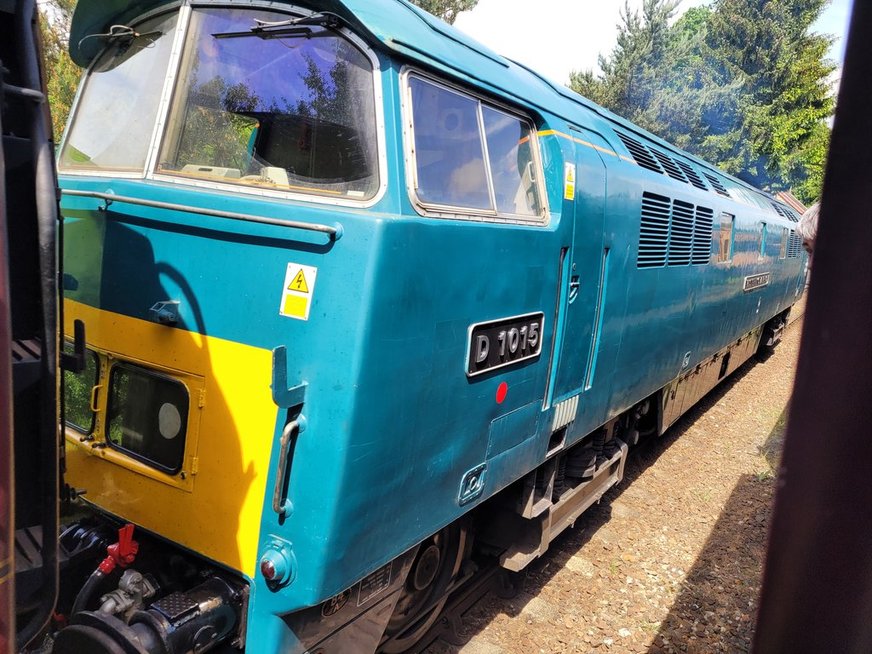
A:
[616,132,663,174]
[616,132,744,202]
[786,209,800,223]
[771,202,787,219]
[652,149,688,183]
[638,193,715,269]
[638,192,670,268]
[702,172,730,197]
[693,207,714,264]
[787,230,802,258]
[675,160,708,190]
[669,200,694,265]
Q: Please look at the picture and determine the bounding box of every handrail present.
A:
[272,420,300,517]
[61,189,343,240]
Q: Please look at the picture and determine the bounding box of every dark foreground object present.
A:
[754,3,872,652]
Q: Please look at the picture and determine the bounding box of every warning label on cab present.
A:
[279,263,318,321]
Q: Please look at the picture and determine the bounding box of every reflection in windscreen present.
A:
[158,9,380,200]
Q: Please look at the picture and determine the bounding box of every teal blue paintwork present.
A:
[63,1,807,651]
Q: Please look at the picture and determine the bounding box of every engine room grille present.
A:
[616,132,663,174]
[638,193,715,269]
[652,149,688,183]
[668,200,695,266]
[675,159,708,190]
[693,206,714,264]
[702,172,730,197]
[771,202,787,219]
[787,230,802,257]
[638,192,670,268]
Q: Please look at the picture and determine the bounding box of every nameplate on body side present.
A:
[466,312,544,377]
[743,272,771,292]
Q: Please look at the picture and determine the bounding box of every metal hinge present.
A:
[198,389,206,408]
[190,457,199,476]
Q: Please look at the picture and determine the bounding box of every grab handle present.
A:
[89,384,104,412]
[272,419,302,516]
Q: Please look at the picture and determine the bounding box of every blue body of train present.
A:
[49,1,805,652]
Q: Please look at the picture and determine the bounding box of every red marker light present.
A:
[261,558,277,581]
[496,382,508,404]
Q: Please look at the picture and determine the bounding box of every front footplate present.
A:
[500,439,628,572]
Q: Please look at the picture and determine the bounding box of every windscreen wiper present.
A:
[212,12,343,40]
[77,24,162,50]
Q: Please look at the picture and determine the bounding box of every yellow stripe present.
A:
[538,128,636,163]
[64,300,277,577]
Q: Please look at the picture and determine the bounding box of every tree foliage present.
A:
[408,0,478,24]
[38,0,80,139]
[570,0,835,203]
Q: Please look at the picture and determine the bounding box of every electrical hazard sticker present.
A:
[564,163,576,201]
[279,263,318,321]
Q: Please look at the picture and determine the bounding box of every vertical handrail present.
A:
[272,420,300,516]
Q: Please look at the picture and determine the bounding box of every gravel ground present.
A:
[426,308,804,654]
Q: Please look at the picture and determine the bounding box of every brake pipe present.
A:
[71,524,138,615]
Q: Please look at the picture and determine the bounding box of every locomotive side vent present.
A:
[693,206,714,264]
[638,196,715,269]
[787,230,802,257]
[675,159,709,190]
[668,200,694,266]
[616,132,663,174]
[638,191,670,268]
[702,172,730,197]
[771,202,787,218]
[651,149,689,184]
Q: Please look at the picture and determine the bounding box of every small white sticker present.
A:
[564,162,576,201]
[279,263,318,321]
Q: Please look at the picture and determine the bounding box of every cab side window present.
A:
[409,77,490,210]
[716,212,734,263]
[406,74,545,222]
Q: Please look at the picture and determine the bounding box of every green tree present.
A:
[570,0,835,203]
[408,0,478,24]
[701,0,834,198]
[38,0,81,139]
[570,0,680,126]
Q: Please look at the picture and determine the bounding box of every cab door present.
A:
[548,126,608,404]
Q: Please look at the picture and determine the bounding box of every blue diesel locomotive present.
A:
[41,0,805,652]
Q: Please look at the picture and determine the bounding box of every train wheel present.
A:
[380,523,466,653]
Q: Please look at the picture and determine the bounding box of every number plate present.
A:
[466,312,544,377]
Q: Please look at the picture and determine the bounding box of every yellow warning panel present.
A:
[564,162,576,201]
[279,263,318,321]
